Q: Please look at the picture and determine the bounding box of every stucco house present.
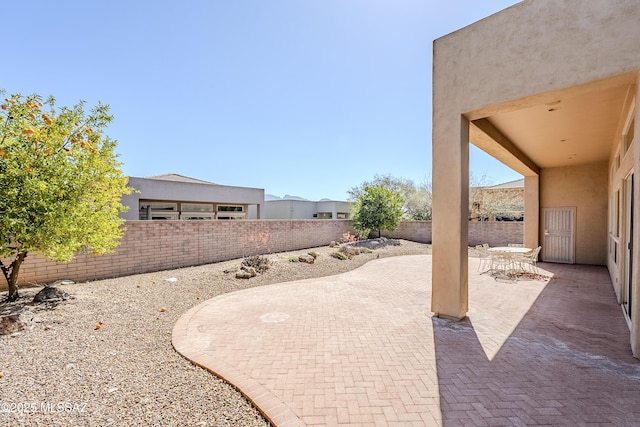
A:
[470,178,525,221]
[431,0,640,357]
[256,195,353,220]
[120,174,264,220]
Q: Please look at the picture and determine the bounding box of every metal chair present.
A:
[518,246,541,273]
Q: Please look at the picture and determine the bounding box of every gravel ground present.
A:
[0,240,431,427]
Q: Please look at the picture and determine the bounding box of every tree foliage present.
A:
[348,173,432,221]
[0,92,132,300]
[351,186,404,238]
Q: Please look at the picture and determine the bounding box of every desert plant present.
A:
[352,186,404,239]
[307,251,320,259]
[330,251,349,261]
[241,255,272,273]
[339,232,357,243]
[0,92,132,300]
[339,245,361,259]
[288,256,299,262]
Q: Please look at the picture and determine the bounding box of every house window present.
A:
[181,203,215,220]
[217,205,245,220]
[337,212,350,219]
[140,202,179,220]
[316,212,332,219]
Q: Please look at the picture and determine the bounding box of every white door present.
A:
[543,207,576,263]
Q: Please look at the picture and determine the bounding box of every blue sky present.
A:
[1,0,522,201]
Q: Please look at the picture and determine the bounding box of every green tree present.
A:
[352,186,404,238]
[348,173,432,220]
[0,92,132,300]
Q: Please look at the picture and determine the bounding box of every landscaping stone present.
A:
[298,254,315,264]
[0,310,34,335]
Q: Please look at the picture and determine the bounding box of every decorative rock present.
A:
[235,271,253,279]
[298,254,315,264]
[236,266,257,279]
[0,311,34,335]
[32,285,70,303]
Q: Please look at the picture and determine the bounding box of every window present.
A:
[139,202,179,220]
[316,212,332,219]
[217,205,244,212]
[216,205,245,220]
[181,203,215,220]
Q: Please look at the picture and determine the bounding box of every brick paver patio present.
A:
[172,255,640,426]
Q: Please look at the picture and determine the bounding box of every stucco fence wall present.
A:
[3,220,522,287]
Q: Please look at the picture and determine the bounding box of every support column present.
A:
[523,175,540,251]
[431,115,469,320]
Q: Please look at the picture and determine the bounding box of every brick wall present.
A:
[2,220,523,287]
[381,221,433,243]
[381,220,523,247]
[468,221,523,247]
[4,220,354,286]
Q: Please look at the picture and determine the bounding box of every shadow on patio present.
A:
[435,261,640,425]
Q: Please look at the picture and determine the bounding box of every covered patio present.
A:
[173,255,640,426]
[431,0,640,356]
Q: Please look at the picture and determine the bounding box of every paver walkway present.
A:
[172,255,640,426]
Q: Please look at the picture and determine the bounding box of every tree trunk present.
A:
[2,252,27,301]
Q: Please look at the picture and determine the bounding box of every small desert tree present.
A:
[348,173,432,220]
[0,93,132,300]
[351,186,404,238]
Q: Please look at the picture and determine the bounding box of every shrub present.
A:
[339,245,361,259]
[288,256,299,262]
[307,251,320,259]
[339,232,357,243]
[330,252,349,260]
[241,255,272,273]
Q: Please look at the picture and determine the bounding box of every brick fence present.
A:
[382,220,523,247]
[5,220,353,286]
[2,219,522,287]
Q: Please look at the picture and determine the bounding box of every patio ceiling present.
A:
[468,73,637,176]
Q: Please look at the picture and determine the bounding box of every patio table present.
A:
[487,247,532,275]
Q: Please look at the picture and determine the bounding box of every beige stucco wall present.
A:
[432,0,640,328]
[540,162,608,265]
[434,0,640,121]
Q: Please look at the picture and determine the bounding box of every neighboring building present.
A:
[120,174,264,220]
[470,178,525,221]
[430,0,640,356]
[254,195,353,220]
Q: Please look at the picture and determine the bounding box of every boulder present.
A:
[0,311,34,335]
[32,285,70,303]
[236,266,257,279]
[298,254,315,264]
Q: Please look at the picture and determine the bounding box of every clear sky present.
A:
[1,0,522,201]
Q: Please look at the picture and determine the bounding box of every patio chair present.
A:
[518,246,542,273]
[476,244,492,273]
[492,251,514,276]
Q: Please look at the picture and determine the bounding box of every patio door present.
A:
[623,173,634,319]
[543,207,576,263]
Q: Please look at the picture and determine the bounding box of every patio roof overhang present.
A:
[465,72,637,175]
